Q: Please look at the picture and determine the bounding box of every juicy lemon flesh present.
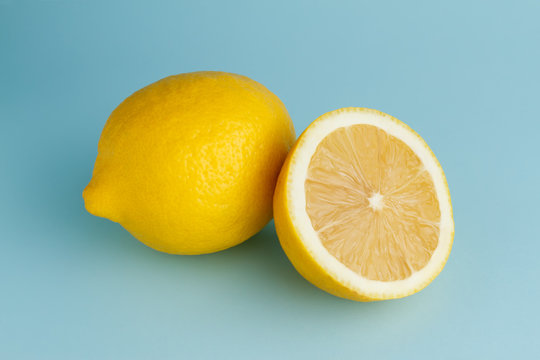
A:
[305,124,440,281]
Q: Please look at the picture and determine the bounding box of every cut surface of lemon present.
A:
[273,108,454,301]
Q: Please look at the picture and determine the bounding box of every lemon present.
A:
[273,108,454,301]
[83,71,295,254]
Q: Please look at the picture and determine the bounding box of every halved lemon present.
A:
[273,108,454,301]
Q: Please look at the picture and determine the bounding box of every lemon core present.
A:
[368,192,384,211]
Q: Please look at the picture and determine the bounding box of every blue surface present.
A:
[2,0,539,358]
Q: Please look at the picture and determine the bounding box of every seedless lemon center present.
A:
[368,192,384,211]
[305,124,441,281]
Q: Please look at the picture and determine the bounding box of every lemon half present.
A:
[273,108,454,301]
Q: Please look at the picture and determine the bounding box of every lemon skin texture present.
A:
[83,71,295,254]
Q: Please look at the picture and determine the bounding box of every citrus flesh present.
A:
[274,108,454,301]
[84,71,295,254]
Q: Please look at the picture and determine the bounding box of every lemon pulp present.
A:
[305,124,440,281]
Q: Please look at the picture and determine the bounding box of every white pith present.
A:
[368,192,384,211]
[287,109,454,298]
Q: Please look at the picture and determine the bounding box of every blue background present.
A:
[2,0,539,358]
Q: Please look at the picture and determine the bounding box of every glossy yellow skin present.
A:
[84,71,295,254]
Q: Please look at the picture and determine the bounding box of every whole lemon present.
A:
[83,71,295,254]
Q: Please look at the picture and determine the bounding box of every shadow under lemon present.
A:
[38,140,314,299]
[37,140,444,309]
[34,144,446,312]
